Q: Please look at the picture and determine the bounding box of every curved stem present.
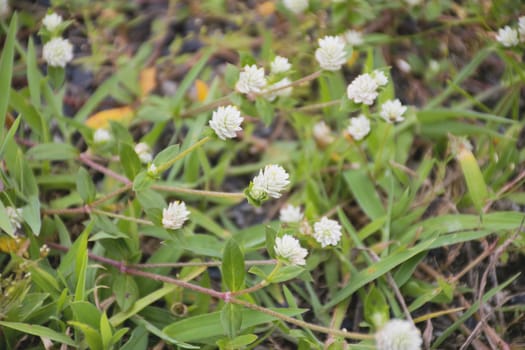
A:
[91,208,154,226]
[180,95,233,118]
[231,261,281,296]
[151,184,244,201]
[158,136,211,173]
[129,259,277,269]
[297,99,341,112]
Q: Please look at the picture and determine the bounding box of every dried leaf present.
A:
[140,67,157,97]
[85,106,134,129]
[195,79,209,102]
[257,1,275,16]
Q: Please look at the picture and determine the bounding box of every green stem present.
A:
[91,208,154,226]
[151,184,244,201]
[158,136,211,173]
[231,261,281,296]
[180,95,233,118]
[297,99,341,112]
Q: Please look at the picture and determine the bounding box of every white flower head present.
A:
[93,128,112,144]
[346,73,379,105]
[42,13,63,31]
[347,114,371,141]
[496,26,519,47]
[380,99,407,123]
[313,121,334,145]
[344,30,364,46]
[396,58,411,73]
[372,70,388,87]
[42,37,74,68]
[209,105,243,140]
[134,142,153,164]
[313,216,342,247]
[6,207,23,230]
[162,201,190,230]
[315,35,347,71]
[251,164,290,200]
[519,17,525,40]
[271,56,292,74]
[0,0,9,18]
[375,319,422,350]
[283,0,309,14]
[274,235,308,266]
[280,204,303,223]
[235,65,267,94]
[265,78,293,101]
[404,0,423,6]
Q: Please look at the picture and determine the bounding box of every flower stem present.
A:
[91,208,154,226]
[180,95,233,118]
[151,184,245,201]
[158,136,211,173]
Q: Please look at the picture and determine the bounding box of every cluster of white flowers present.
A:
[236,65,267,94]
[162,201,190,230]
[43,37,74,68]
[315,35,347,71]
[283,0,309,14]
[344,30,364,46]
[313,121,334,145]
[209,105,244,140]
[250,164,290,200]
[313,216,342,247]
[134,142,153,164]
[346,70,388,105]
[279,204,303,223]
[380,99,407,123]
[375,319,422,350]
[347,114,371,141]
[42,13,63,31]
[496,26,519,47]
[271,56,292,74]
[274,235,308,266]
[6,207,23,230]
[93,128,112,144]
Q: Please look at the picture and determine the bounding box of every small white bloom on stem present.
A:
[0,0,9,18]
[315,35,347,71]
[42,13,63,31]
[209,105,243,140]
[372,70,388,87]
[134,142,153,164]
[251,164,290,200]
[313,121,334,146]
[380,99,407,123]
[344,30,364,46]
[265,78,293,101]
[6,207,23,230]
[375,319,422,350]
[235,65,267,95]
[283,0,309,14]
[347,114,371,141]
[279,204,303,223]
[396,58,411,73]
[496,26,519,47]
[313,216,342,247]
[270,56,292,74]
[346,73,379,105]
[93,128,112,144]
[43,37,74,68]
[162,201,190,230]
[274,235,308,266]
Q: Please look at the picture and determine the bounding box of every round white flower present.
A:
[315,35,347,71]
[134,142,153,164]
[372,70,388,87]
[265,78,293,101]
[283,0,308,14]
[313,121,334,145]
[313,216,342,247]
[519,17,525,41]
[0,0,9,18]
[162,201,190,230]
[6,207,23,230]
[404,0,422,6]
[375,319,422,350]
[251,164,290,199]
[42,13,63,31]
[280,204,303,223]
[496,26,519,47]
[235,65,267,94]
[274,235,308,266]
[396,58,411,73]
[93,128,112,144]
[344,30,364,46]
[271,56,292,74]
[209,105,243,140]
[43,37,74,68]
[380,99,407,123]
[347,114,371,141]
[346,73,379,105]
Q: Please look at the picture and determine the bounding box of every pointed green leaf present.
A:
[221,239,245,292]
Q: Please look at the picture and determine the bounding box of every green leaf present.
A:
[222,239,245,292]
[120,326,148,350]
[343,169,385,220]
[364,285,389,328]
[0,13,17,140]
[265,226,277,259]
[68,321,103,350]
[0,114,20,158]
[48,65,66,89]
[26,142,79,161]
[100,312,113,350]
[0,201,15,237]
[268,265,305,283]
[255,97,274,125]
[224,64,240,89]
[23,195,41,236]
[120,143,142,180]
[74,225,90,302]
[0,321,77,347]
[220,303,242,339]
[132,171,154,191]
[113,274,139,312]
[76,167,96,203]
[216,334,258,349]
[152,144,180,167]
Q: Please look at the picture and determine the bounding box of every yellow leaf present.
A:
[85,106,134,129]
[347,51,359,67]
[195,79,209,102]
[140,67,157,97]
[0,236,27,254]
[257,1,275,16]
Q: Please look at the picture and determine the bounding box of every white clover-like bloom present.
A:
[93,128,111,144]
[313,121,334,145]
[380,99,407,123]
[313,216,342,247]
[0,0,9,18]
[251,164,290,199]
[271,56,292,74]
[346,73,379,105]
[280,204,303,223]
[147,163,158,176]
[265,78,292,101]
[42,13,63,31]
[43,37,74,68]
[496,26,519,47]
[429,60,440,72]
[283,0,309,14]
[347,114,371,141]
[404,0,423,5]
[375,319,422,350]
[209,105,243,140]
[396,58,411,73]
[372,70,388,87]
[315,36,347,71]
[162,201,190,230]
[134,142,153,164]
[235,65,267,94]
[344,30,364,46]
[274,235,308,266]
[519,17,525,41]
[6,207,23,230]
